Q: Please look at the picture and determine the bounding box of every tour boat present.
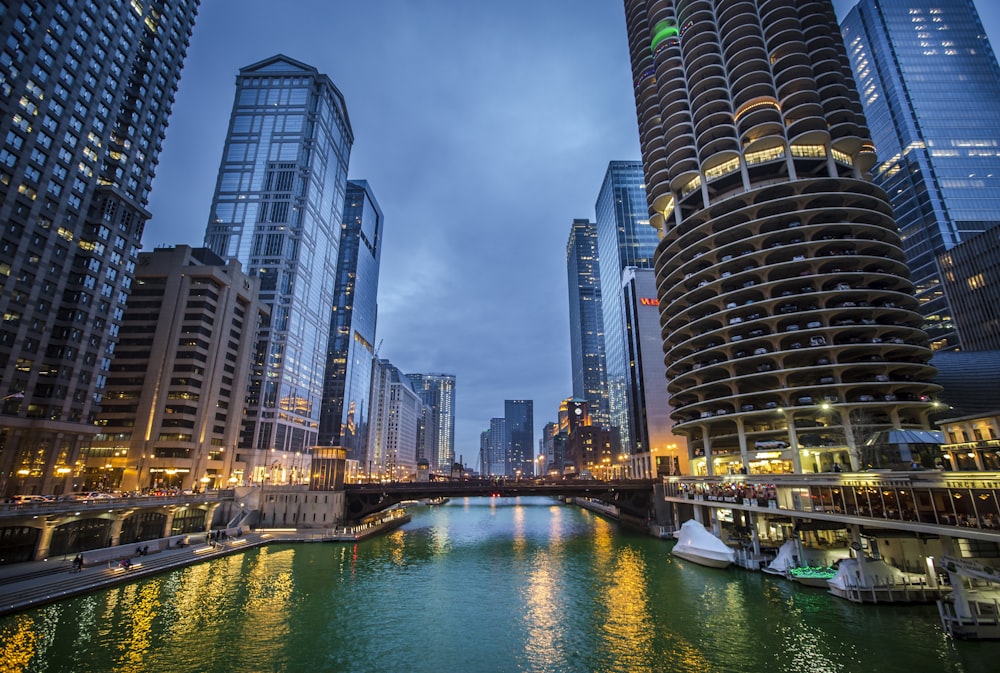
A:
[671,519,736,569]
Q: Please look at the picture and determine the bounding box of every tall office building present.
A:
[622,267,685,470]
[0,1,199,496]
[504,399,534,477]
[90,246,267,491]
[486,417,507,477]
[318,180,383,461]
[203,55,353,483]
[842,0,1000,351]
[566,218,609,427]
[405,373,455,471]
[623,0,941,475]
[595,161,656,455]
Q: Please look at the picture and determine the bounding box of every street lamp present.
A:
[536,454,545,479]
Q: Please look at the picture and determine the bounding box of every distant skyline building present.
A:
[566,218,609,427]
[368,358,421,481]
[406,373,455,471]
[486,417,507,477]
[0,0,199,497]
[842,0,1000,351]
[91,246,266,492]
[504,399,534,477]
[624,0,941,475]
[203,55,354,483]
[318,179,384,461]
[594,161,656,455]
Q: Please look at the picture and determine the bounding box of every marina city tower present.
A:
[622,0,942,475]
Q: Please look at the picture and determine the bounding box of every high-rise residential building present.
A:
[567,218,609,426]
[405,373,455,471]
[622,267,686,471]
[203,55,353,483]
[318,180,383,461]
[89,246,267,491]
[842,0,1000,351]
[504,399,534,478]
[595,161,656,455]
[0,1,199,497]
[539,421,559,476]
[368,358,421,481]
[624,0,941,475]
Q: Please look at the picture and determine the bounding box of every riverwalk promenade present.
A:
[0,515,411,617]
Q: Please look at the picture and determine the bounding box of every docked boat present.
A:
[762,539,797,576]
[828,556,945,604]
[789,565,838,588]
[671,519,736,569]
[937,555,1000,640]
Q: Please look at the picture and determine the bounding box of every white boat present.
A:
[671,519,735,569]
[762,539,797,576]
[828,556,944,604]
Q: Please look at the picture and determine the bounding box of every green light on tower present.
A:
[650,21,679,53]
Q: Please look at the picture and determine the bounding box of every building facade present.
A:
[318,180,383,460]
[938,228,1000,351]
[203,55,353,482]
[504,399,534,478]
[624,0,941,475]
[842,0,1000,352]
[368,358,420,481]
[89,246,266,491]
[0,0,199,497]
[486,417,507,477]
[595,161,656,456]
[621,267,687,472]
[405,373,455,471]
[566,218,609,426]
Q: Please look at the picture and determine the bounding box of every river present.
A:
[1,496,998,673]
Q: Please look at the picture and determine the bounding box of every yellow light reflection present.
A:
[0,615,40,671]
[113,582,161,673]
[599,547,655,672]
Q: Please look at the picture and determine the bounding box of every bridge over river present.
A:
[343,479,659,524]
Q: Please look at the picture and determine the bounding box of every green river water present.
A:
[1,496,998,673]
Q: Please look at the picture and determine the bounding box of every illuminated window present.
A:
[704,157,740,180]
[746,147,785,165]
[968,273,985,290]
[681,175,701,196]
[790,144,826,158]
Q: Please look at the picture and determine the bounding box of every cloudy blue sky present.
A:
[145,1,1000,465]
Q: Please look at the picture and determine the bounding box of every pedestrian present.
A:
[72,554,83,572]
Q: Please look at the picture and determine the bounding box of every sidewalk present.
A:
[0,534,271,617]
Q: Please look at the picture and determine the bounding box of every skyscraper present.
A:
[367,358,421,481]
[405,373,455,471]
[203,55,353,483]
[621,267,685,471]
[624,0,941,475]
[0,1,199,496]
[504,399,534,478]
[595,161,656,455]
[486,417,507,477]
[90,246,266,491]
[318,180,383,461]
[842,0,1000,351]
[566,218,609,427]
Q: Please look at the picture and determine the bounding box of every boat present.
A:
[828,556,945,604]
[762,539,797,576]
[788,565,838,587]
[671,519,736,568]
[762,539,837,586]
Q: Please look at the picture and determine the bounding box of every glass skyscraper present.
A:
[595,161,656,455]
[204,55,353,483]
[566,218,609,427]
[318,180,383,464]
[0,0,199,497]
[405,373,455,471]
[504,399,534,477]
[842,0,1000,350]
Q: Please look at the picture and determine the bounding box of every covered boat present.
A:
[828,556,943,603]
[671,519,736,568]
[762,539,798,576]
